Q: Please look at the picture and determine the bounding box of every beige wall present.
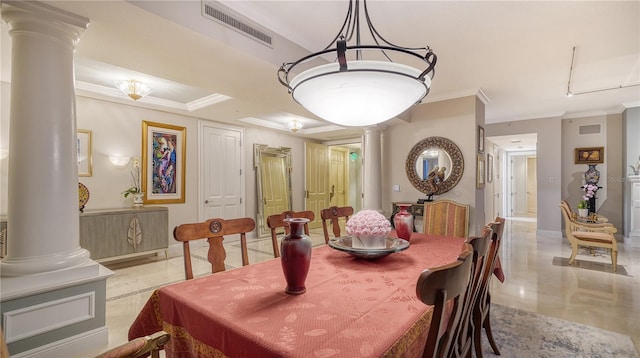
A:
[561,113,623,230]
[382,95,485,235]
[0,85,313,250]
[486,116,562,234]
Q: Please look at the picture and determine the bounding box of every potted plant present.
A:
[577,200,589,217]
[122,157,144,208]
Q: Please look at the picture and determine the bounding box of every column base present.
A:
[0,247,91,277]
[1,261,113,357]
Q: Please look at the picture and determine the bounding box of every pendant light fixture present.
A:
[278,0,437,127]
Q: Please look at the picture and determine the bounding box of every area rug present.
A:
[552,256,629,275]
[484,304,639,357]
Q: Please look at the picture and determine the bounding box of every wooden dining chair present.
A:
[173,217,256,280]
[473,217,505,358]
[422,200,469,238]
[416,243,473,358]
[95,331,170,358]
[266,210,315,257]
[321,206,354,244]
[445,226,493,358]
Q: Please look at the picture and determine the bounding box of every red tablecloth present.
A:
[129,234,466,357]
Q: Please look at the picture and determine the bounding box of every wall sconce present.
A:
[287,119,304,133]
[115,80,152,101]
[109,155,131,168]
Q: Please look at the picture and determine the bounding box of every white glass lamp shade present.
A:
[289,61,430,127]
[115,80,152,101]
[109,155,131,167]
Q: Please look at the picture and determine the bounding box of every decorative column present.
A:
[1,3,111,356]
[1,1,90,276]
[363,127,382,211]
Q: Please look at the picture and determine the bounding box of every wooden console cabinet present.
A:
[392,202,424,217]
[1,207,168,262]
[80,206,168,261]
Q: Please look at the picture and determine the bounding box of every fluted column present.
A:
[1,1,90,276]
[363,127,382,211]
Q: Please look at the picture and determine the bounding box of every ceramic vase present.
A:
[394,204,413,242]
[281,218,312,295]
[578,208,589,218]
[133,192,144,208]
[584,164,600,185]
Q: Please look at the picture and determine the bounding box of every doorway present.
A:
[506,152,537,217]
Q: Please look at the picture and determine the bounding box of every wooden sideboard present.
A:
[1,206,168,262]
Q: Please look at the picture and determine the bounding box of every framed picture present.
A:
[77,129,93,177]
[574,147,604,165]
[477,125,485,153]
[487,153,493,183]
[142,121,186,204]
[476,154,485,189]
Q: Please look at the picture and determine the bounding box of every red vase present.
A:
[281,218,312,295]
[394,204,413,242]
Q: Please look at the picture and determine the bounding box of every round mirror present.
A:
[405,136,464,195]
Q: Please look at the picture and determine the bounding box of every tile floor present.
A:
[86,217,640,356]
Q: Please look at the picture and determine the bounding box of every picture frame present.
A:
[477,125,485,153]
[77,129,93,177]
[574,146,604,165]
[142,121,186,204]
[487,153,493,183]
[476,153,485,189]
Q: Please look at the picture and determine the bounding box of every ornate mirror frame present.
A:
[405,136,464,195]
[254,144,293,237]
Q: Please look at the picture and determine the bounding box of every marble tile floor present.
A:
[86,218,640,357]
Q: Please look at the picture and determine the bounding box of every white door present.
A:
[305,142,330,229]
[526,156,537,214]
[201,123,244,220]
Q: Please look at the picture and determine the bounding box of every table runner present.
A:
[129,234,466,357]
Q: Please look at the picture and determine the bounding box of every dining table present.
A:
[128,232,471,357]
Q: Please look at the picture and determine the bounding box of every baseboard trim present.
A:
[537,229,562,238]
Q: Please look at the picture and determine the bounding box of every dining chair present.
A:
[559,204,617,271]
[473,217,505,358]
[173,217,256,280]
[422,200,469,238]
[416,243,473,358]
[266,210,315,257]
[95,331,169,358]
[445,226,493,358]
[321,206,354,244]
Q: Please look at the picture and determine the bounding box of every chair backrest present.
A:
[475,218,505,308]
[446,226,493,357]
[266,210,315,257]
[417,244,474,358]
[559,203,577,240]
[423,200,470,237]
[173,217,255,280]
[95,331,170,358]
[320,206,354,244]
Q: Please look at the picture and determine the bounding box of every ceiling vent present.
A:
[202,1,272,47]
[579,124,601,135]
